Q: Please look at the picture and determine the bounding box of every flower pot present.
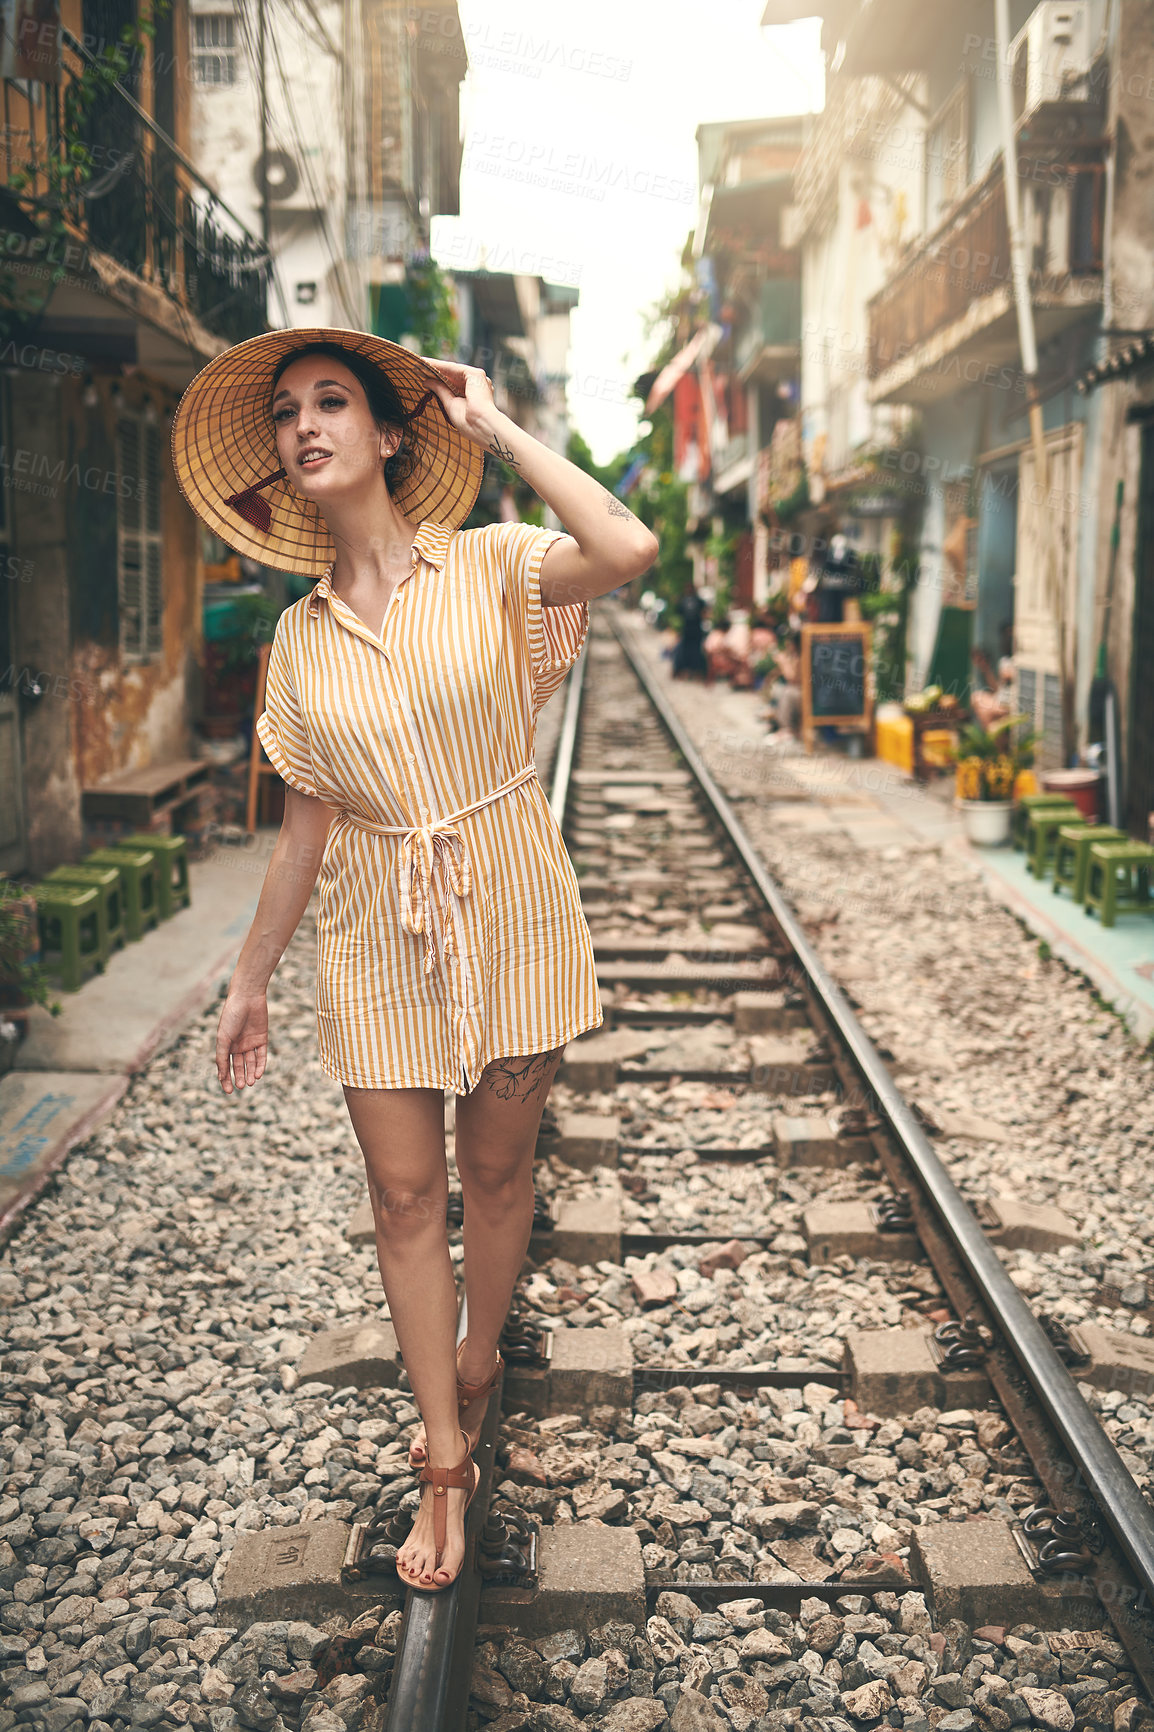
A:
[959,798,1013,846]
[1041,768,1102,822]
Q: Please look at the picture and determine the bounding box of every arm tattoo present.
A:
[602,487,632,519]
[488,435,519,467]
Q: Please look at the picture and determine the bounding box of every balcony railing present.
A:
[2,29,270,345]
[868,148,1105,384]
[735,277,801,377]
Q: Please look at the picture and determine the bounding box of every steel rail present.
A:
[381,645,589,1730]
[548,631,587,826]
[610,606,1154,1599]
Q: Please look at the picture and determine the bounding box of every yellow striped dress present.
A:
[255,516,604,1092]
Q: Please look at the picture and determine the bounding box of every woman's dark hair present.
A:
[269,341,422,497]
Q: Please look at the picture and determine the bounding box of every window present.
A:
[192,14,236,86]
[926,81,969,229]
[117,415,163,662]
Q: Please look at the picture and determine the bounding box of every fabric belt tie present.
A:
[334,762,540,980]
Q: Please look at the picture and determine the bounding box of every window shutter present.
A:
[117,415,164,660]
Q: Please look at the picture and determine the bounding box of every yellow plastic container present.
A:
[921,728,957,769]
[876,712,913,773]
[1014,768,1039,799]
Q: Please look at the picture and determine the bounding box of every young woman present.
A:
[170,329,657,1592]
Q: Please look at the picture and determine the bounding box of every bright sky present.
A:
[431,0,825,468]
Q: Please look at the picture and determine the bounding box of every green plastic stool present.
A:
[1013,793,1078,852]
[1052,825,1127,902]
[1026,804,1083,879]
[30,881,104,990]
[82,846,160,941]
[105,832,190,920]
[44,863,128,958]
[1085,842,1154,928]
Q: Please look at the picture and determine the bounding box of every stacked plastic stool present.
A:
[1012,793,1079,852]
[1052,825,1128,902]
[1084,841,1154,928]
[1026,802,1083,879]
[82,845,160,941]
[30,881,104,991]
[105,832,190,920]
[43,861,128,960]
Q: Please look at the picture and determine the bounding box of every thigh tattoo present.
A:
[477,1045,564,1102]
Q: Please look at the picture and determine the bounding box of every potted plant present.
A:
[950,714,1036,846]
[201,593,281,738]
[0,878,61,1071]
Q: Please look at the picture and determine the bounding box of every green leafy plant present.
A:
[951,713,1035,762]
[770,466,809,523]
[0,878,61,1017]
[950,713,1037,801]
[405,252,459,357]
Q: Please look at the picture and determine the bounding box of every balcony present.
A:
[712,430,752,497]
[867,146,1105,407]
[736,277,802,384]
[1,28,270,369]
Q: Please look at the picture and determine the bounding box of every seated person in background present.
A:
[748,609,775,683]
[726,612,754,689]
[970,647,1014,731]
[759,630,802,737]
[671,583,708,680]
[704,613,735,685]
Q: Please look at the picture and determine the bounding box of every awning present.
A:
[839,0,955,74]
[643,323,722,417]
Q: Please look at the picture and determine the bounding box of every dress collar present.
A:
[306,518,453,616]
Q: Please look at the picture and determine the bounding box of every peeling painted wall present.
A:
[63,372,200,791]
[11,371,202,874]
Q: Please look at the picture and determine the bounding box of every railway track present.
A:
[4,606,1154,1732]
[378,606,1154,1729]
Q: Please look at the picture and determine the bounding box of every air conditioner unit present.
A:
[251,148,320,213]
[1010,2,1093,124]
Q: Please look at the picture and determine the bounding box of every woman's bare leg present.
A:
[341,1082,469,1588]
[409,1044,565,1456]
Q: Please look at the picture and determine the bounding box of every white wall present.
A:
[799,81,924,491]
[189,0,354,329]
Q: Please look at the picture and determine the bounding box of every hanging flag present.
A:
[615,455,647,498]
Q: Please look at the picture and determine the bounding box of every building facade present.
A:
[767,0,1154,828]
[1,0,269,876]
[188,0,466,334]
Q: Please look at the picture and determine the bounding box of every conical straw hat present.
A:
[170,327,485,577]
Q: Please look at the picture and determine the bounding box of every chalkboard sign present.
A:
[800,623,872,741]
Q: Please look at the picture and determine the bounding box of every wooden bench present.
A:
[82,756,212,836]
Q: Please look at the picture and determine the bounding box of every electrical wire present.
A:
[263,16,361,327]
[231,0,360,328]
[286,0,342,62]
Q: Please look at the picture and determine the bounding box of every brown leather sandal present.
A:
[394,1428,479,1593]
[408,1338,503,1467]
